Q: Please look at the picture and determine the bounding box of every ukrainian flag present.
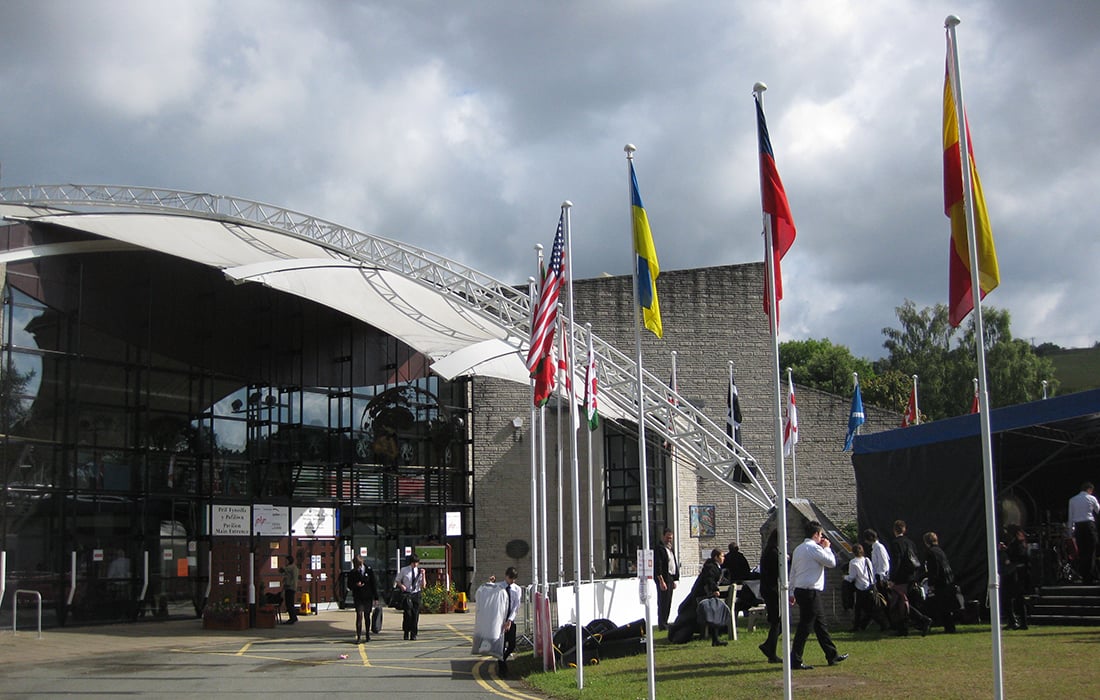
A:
[630,161,662,338]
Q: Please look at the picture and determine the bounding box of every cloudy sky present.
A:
[1,0,1097,360]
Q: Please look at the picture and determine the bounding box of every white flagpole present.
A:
[528,276,541,598]
[563,201,584,689]
[787,367,798,499]
[535,245,553,672]
[626,143,657,700]
[946,15,1004,698]
[754,82,793,700]
[556,313,566,589]
[586,323,598,615]
[670,350,680,546]
[912,374,921,426]
[729,360,741,544]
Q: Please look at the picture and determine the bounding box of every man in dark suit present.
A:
[349,555,379,643]
[654,528,679,630]
[888,519,931,636]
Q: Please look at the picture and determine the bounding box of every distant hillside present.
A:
[1047,346,1100,394]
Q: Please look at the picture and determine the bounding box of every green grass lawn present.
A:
[513,624,1100,699]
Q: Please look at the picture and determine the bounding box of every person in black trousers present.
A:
[1000,524,1031,630]
[654,528,679,631]
[921,532,957,633]
[395,554,424,640]
[757,529,783,664]
[349,555,379,643]
[889,519,931,636]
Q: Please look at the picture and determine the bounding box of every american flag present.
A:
[525,211,566,374]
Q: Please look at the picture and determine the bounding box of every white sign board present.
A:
[446,511,462,537]
[292,506,335,538]
[253,504,290,536]
[212,505,251,536]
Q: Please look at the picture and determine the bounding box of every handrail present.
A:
[0,184,777,510]
[66,552,76,606]
[13,589,43,639]
[138,551,149,604]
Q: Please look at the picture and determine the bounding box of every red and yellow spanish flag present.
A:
[943,48,999,328]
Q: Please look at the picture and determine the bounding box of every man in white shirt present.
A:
[395,554,425,640]
[1069,482,1100,583]
[788,520,848,670]
[862,528,891,583]
[499,567,522,677]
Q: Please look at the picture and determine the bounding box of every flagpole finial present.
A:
[945,14,960,28]
[786,367,792,373]
[562,200,573,209]
[671,350,677,357]
[912,374,918,381]
[753,81,767,94]
[624,144,636,158]
[535,243,543,252]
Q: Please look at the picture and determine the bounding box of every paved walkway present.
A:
[0,607,545,699]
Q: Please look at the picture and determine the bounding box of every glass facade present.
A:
[603,428,669,577]
[0,222,472,625]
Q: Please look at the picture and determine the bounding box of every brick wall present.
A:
[470,262,899,588]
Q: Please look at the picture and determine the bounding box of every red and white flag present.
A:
[902,386,919,427]
[782,377,798,457]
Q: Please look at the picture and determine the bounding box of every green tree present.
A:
[779,338,873,397]
[878,302,1057,420]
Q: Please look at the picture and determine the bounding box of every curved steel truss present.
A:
[0,184,776,510]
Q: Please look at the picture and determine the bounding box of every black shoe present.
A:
[364,635,371,642]
[355,636,361,644]
[828,653,849,666]
[1018,624,1028,630]
[403,632,409,640]
[410,634,417,640]
[768,656,783,664]
[920,621,931,637]
[793,663,814,670]
[712,640,728,646]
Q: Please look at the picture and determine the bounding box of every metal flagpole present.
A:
[786,367,798,498]
[946,15,1004,698]
[563,202,584,689]
[586,324,598,616]
[626,143,657,700]
[912,374,921,425]
[754,81,793,700]
[528,276,540,602]
[556,314,566,589]
[535,244,553,672]
[670,351,680,547]
[729,361,741,544]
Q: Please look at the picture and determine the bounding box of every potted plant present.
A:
[202,596,249,630]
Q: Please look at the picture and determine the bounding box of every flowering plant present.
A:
[204,596,247,620]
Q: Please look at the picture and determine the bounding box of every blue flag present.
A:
[844,382,865,451]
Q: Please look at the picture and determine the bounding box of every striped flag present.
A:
[902,386,919,427]
[944,33,999,328]
[783,378,798,456]
[630,161,662,338]
[844,381,865,451]
[756,93,797,328]
[584,348,598,431]
[526,212,566,373]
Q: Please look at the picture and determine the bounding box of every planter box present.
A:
[254,608,277,628]
[203,612,249,631]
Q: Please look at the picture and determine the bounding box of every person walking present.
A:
[921,532,958,633]
[1068,482,1100,584]
[349,555,379,643]
[788,520,847,670]
[1000,524,1031,630]
[845,543,888,632]
[395,554,425,640]
[888,519,931,636]
[756,529,784,664]
[654,528,679,631]
[499,567,522,677]
[279,555,300,625]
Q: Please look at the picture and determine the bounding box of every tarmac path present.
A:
[0,608,544,699]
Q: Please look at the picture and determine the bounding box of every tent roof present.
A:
[855,389,1100,455]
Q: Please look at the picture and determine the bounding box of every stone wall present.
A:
[470,262,898,588]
